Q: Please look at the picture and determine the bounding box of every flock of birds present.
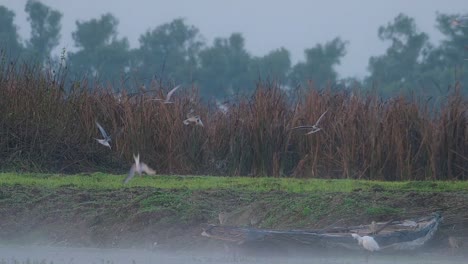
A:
[93,84,329,184]
[91,16,467,255]
[94,84,205,184]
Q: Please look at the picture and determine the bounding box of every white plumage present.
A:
[183,114,204,127]
[152,85,181,104]
[123,154,156,184]
[94,121,111,149]
[291,110,328,135]
[351,233,380,252]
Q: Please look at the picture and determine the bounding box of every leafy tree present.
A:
[366,13,430,96]
[134,18,203,85]
[68,13,130,82]
[418,13,468,95]
[250,47,291,83]
[0,6,24,58]
[24,0,62,63]
[434,13,468,65]
[198,33,253,98]
[290,37,347,89]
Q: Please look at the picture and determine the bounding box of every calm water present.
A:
[0,245,465,264]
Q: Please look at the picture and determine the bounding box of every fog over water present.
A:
[0,245,465,264]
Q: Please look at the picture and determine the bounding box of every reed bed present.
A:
[0,58,466,180]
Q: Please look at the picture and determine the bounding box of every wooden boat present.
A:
[201,212,442,251]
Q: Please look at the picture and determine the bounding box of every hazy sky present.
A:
[2,0,467,78]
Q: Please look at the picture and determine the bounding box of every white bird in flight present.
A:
[291,110,328,135]
[351,233,380,252]
[183,113,204,127]
[94,121,111,149]
[151,85,181,104]
[123,153,156,184]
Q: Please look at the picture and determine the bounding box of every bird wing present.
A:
[290,125,316,130]
[166,85,181,101]
[184,116,197,125]
[95,121,109,139]
[123,164,137,184]
[95,138,111,148]
[314,110,328,126]
[305,128,321,135]
[197,118,204,127]
[141,162,156,175]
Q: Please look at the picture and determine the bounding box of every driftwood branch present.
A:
[371,219,394,235]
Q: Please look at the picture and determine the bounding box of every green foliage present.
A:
[366,12,468,97]
[250,47,291,82]
[68,13,130,81]
[366,206,403,217]
[199,33,253,98]
[2,3,468,99]
[366,13,430,96]
[24,0,62,64]
[434,13,468,65]
[417,13,468,96]
[0,6,23,58]
[134,18,203,85]
[290,37,347,88]
[139,190,191,214]
[1,173,467,193]
[72,13,118,49]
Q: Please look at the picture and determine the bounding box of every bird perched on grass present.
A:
[151,85,181,104]
[94,121,111,149]
[291,110,328,135]
[183,112,204,127]
[351,233,380,252]
[123,154,156,184]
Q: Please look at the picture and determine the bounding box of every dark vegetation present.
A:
[1,1,467,99]
[0,1,467,180]
[0,56,466,180]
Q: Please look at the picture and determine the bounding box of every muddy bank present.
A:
[0,185,467,254]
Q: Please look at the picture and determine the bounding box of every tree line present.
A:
[1,1,467,99]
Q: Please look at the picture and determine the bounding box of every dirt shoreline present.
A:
[0,185,467,255]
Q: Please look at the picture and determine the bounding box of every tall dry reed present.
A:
[0,58,466,180]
